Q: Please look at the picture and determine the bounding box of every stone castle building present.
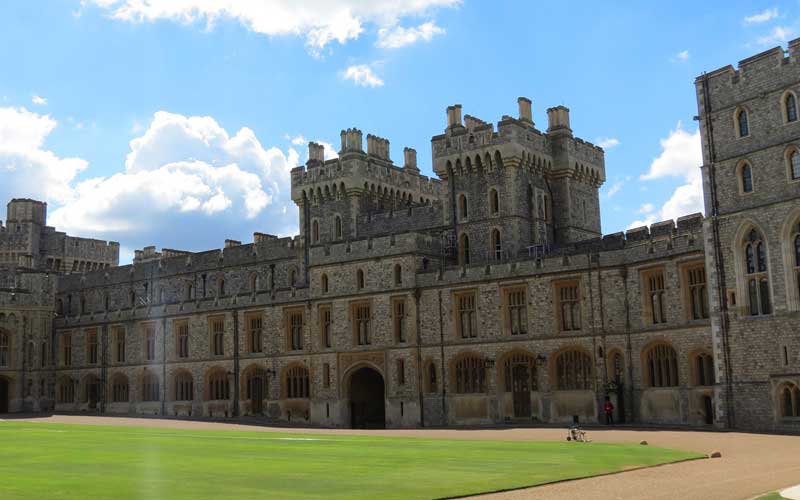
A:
[0,44,797,431]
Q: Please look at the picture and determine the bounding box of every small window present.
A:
[393,298,406,343]
[323,363,330,388]
[738,162,754,193]
[459,233,470,266]
[0,332,9,367]
[489,188,499,215]
[786,93,798,123]
[693,352,714,386]
[334,216,343,240]
[458,194,468,220]
[175,372,193,401]
[685,264,709,320]
[426,362,438,393]
[321,273,329,293]
[396,359,405,386]
[356,269,365,290]
[393,264,402,285]
[87,330,98,365]
[789,149,800,180]
[312,219,320,243]
[206,370,229,400]
[491,229,502,261]
[779,383,799,418]
[736,108,749,138]
[113,326,126,363]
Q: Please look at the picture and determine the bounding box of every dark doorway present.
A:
[87,379,99,410]
[349,367,385,429]
[511,364,532,418]
[703,395,714,425]
[0,377,8,413]
[248,371,265,415]
[614,384,626,424]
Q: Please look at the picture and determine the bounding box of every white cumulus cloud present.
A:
[376,21,445,49]
[0,106,88,204]
[673,50,690,62]
[755,26,795,46]
[31,95,48,106]
[85,0,460,56]
[744,8,779,25]
[596,137,620,150]
[629,123,703,229]
[341,64,384,88]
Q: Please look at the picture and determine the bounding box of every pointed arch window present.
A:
[321,273,329,293]
[334,216,343,240]
[356,269,365,290]
[739,162,753,193]
[736,108,749,138]
[743,229,771,316]
[311,220,320,243]
[786,93,798,123]
[790,149,800,180]
[780,383,799,418]
[554,349,593,390]
[489,188,499,215]
[458,194,468,221]
[645,344,679,387]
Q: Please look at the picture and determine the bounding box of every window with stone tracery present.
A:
[743,229,771,316]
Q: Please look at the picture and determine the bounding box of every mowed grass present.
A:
[0,421,701,500]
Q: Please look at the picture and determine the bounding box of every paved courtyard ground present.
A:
[6,415,800,500]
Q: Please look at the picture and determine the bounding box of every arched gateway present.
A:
[348,367,385,429]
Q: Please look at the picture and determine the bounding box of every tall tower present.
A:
[697,40,800,430]
[430,98,605,266]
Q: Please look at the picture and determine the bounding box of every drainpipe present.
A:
[700,73,734,429]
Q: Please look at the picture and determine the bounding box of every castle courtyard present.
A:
[2,414,799,500]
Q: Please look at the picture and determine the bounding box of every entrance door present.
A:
[87,380,98,410]
[249,373,265,415]
[0,377,8,413]
[511,364,531,418]
[703,395,714,425]
[349,367,385,429]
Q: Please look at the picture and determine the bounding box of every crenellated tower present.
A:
[430,97,605,265]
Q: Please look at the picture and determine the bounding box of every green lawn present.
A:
[756,494,789,500]
[0,421,701,500]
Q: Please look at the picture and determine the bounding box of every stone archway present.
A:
[0,376,8,413]
[348,367,385,429]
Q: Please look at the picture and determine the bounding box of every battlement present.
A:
[356,203,445,238]
[57,233,303,292]
[696,38,800,107]
[309,231,442,266]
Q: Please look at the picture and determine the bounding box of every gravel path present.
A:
[7,415,800,500]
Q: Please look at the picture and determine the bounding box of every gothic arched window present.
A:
[736,108,749,138]
[743,229,771,316]
[786,93,798,123]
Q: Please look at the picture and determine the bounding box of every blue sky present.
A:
[0,1,796,262]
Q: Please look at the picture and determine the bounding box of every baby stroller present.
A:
[566,424,588,442]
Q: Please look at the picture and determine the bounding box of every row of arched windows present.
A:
[432,344,712,395]
[734,90,798,140]
[60,365,313,405]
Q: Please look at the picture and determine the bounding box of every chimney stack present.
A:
[518,97,533,123]
[403,147,419,173]
[446,104,463,128]
[546,106,572,135]
[308,142,324,163]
